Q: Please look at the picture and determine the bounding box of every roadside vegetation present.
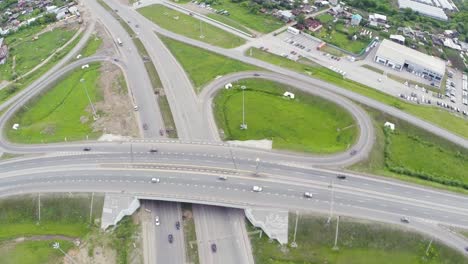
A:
[0,153,23,160]
[190,0,283,33]
[206,13,253,35]
[0,31,83,106]
[249,213,468,264]
[182,204,199,264]
[138,4,245,48]
[214,79,358,153]
[7,63,103,143]
[351,106,468,193]
[246,47,468,138]
[79,34,103,57]
[160,36,258,91]
[0,26,77,81]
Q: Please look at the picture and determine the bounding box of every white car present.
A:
[151,178,160,183]
[252,186,263,192]
[304,192,313,198]
[155,216,160,226]
[400,216,410,223]
[134,105,139,111]
[218,175,228,180]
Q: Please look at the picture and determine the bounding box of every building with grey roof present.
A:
[398,0,448,21]
[374,39,446,86]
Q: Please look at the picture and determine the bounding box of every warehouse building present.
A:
[398,0,448,21]
[374,39,446,85]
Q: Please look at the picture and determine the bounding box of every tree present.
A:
[296,14,305,25]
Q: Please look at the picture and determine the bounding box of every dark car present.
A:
[465,246,468,252]
[159,129,164,136]
[175,221,180,230]
[83,147,91,151]
[211,243,217,253]
[350,150,357,156]
[149,148,158,153]
[337,175,346,180]
[253,73,260,76]
[143,123,148,130]
[168,234,173,243]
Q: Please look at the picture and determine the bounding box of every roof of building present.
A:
[376,39,446,75]
[351,14,362,20]
[370,13,387,21]
[304,18,322,28]
[398,0,447,21]
[390,34,405,42]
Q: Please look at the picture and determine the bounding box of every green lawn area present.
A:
[0,26,76,81]
[137,4,245,48]
[206,13,253,35]
[160,36,258,91]
[0,31,83,106]
[250,214,468,264]
[317,13,334,23]
[0,240,74,264]
[214,79,358,153]
[314,29,369,54]
[0,193,104,240]
[351,107,468,192]
[7,63,103,143]
[182,204,199,264]
[246,47,468,138]
[203,0,283,33]
[80,34,103,57]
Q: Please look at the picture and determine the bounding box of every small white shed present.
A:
[384,121,395,131]
[225,83,233,89]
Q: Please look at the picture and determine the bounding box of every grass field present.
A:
[0,26,76,81]
[182,204,199,264]
[160,36,258,91]
[80,34,103,57]
[351,107,468,192]
[0,193,103,240]
[246,47,468,138]
[138,5,245,48]
[199,0,283,33]
[0,240,74,264]
[214,79,358,153]
[0,31,83,106]
[206,13,252,35]
[7,63,103,143]
[250,213,468,264]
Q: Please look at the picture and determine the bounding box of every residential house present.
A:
[389,34,405,44]
[369,13,386,27]
[277,10,295,22]
[350,13,362,26]
[304,18,322,32]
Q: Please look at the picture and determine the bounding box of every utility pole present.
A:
[199,20,204,39]
[37,193,41,223]
[254,157,260,175]
[291,211,299,248]
[89,192,94,224]
[53,242,78,264]
[425,238,433,255]
[327,179,335,224]
[240,85,247,130]
[80,78,98,120]
[333,216,340,250]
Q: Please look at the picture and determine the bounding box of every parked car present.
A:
[149,148,158,153]
[155,216,160,226]
[83,147,91,151]
[337,175,346,180]
[176,221,180,230]
[303,192,313,198]
[218,175,228,180]
[168,234,173,243]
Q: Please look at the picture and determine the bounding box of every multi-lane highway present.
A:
[0,0,467,260]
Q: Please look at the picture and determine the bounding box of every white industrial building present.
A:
[374,39,446,84]
[398,0,448,21]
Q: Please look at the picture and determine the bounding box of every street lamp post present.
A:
[53,242,78,264]
[80,78,98,120]
[240,85,247,130]
[254,157,260,175]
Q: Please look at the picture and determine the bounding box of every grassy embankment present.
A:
[351,106,468,193]
[214,79,358,153]
[196,0,283,33]
[138,4,245,48]
[7,63,103,143]
[250,213,468,264]
[159,36,258,92]
[79,34,103,57]
[246,47,468,138]
[0,27,81,105]
[98,0,178,137]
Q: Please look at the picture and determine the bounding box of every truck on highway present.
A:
[116,38,123,46]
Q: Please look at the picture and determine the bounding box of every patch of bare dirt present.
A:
[93,22,118,57]
[92,62,139,138]
[65,233,117,264]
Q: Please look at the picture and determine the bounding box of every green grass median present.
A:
[250,213,468,264]
[246,47,468,138]
[138,4,245,48]
[214,79,358,153]
[160,36,257,91]
[7,63,103,143]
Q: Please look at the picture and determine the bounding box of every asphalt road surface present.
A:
[193,205,254,264]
